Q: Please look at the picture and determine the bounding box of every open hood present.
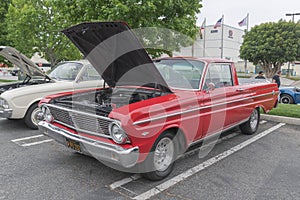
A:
[61,22,170,92]
[0,46,47,78]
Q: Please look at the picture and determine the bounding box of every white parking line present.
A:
[110,174,141,190]
[110,132,240,190]
[11,134,44,142]
[21,139,54,147]
[133,123,285,200]
[11,134,53,147]
[260,120,267,124]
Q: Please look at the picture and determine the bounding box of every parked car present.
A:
[0,46,103,129]
[10,67,19,76]
[279,86,300,104]
[38,22,278,181]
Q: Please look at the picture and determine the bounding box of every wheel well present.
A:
[256,106,264,113]
[25,101,40,116]
[165,127,187,156]
[280,93,293,98]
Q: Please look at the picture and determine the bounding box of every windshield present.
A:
[48,62,83,81]
[155,59,205,89]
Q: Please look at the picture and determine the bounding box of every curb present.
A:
[261,114,300,126]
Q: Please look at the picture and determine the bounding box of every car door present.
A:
[200,63,245,137]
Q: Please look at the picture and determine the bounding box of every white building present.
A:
[176,24,244,62]
[175,24,300,76]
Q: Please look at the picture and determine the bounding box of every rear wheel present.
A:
[24,103,42,130]
[239,108,260,135]
[280,94,294,104]
[142,132,178,181]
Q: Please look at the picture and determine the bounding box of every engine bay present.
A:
[53,87,170,117]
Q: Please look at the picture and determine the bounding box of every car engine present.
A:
[52,87,168,117]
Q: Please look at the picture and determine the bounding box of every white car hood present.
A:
[0,46,47,78]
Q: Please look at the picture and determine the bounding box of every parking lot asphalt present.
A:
[1,118,299,200]
[1,72,300,199]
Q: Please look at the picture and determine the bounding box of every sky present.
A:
[196,0,300,29]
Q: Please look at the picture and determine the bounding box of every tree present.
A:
[6,0,82,65]
[52,0,202,57]
[0,0,12,65]
[6,0,202,65]
[240,20,300,78]
[97,0,202,57]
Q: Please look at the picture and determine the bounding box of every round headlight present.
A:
[0,98,9,109]
[44,106,54,123]
[45,112,54,123]
[109,122,128,144]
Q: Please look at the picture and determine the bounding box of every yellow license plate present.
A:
[66,139,81,152]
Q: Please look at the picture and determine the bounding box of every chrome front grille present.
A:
[47,104,112,137]
[50,106,73,125]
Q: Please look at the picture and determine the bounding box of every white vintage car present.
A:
[0,46,103,129]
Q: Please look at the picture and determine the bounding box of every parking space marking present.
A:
[21,139,54,147]
[133,123,285,200]
[110,174,141,190]
[11,134,44,142]
[110,132,240,191]
[11,134,53,147]
[260,120,267,124]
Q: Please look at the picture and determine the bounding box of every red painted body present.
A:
[39,58,278,164]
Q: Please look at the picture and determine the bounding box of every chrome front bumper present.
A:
[38,121,139,168]
[0,108,12,118]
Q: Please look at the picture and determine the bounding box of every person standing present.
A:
[272,70,281,88]
[255,71,266,79]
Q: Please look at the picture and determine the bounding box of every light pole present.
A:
[285,13,300,77]
[286,13,300,22]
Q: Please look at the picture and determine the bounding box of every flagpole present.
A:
[244,13,249,74]
[221,15,224,59]
[192,43,194,57]
[203,18,206,57]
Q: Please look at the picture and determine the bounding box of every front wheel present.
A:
[142,132,177,181]
[280,94,294,104]
[239,108,260,135]
[24,103,43,130]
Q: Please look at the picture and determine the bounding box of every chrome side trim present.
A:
[133,91,275,125]
[188,118,248,147]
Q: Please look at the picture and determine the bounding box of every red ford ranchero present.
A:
[38,22,278,181]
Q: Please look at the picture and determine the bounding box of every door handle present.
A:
[236,88,245,92]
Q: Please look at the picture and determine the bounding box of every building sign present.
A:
[211,30,218,33]
[228,30,233,39]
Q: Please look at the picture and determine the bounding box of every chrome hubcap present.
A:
[31,107,42,126]
[154,137,174,171]
[281,97,290,104]
[250,109,258,130]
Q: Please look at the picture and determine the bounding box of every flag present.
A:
[214,17,223,29]
[200,18,206,30]
[199,18,206,39]
[238,16,247,27]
